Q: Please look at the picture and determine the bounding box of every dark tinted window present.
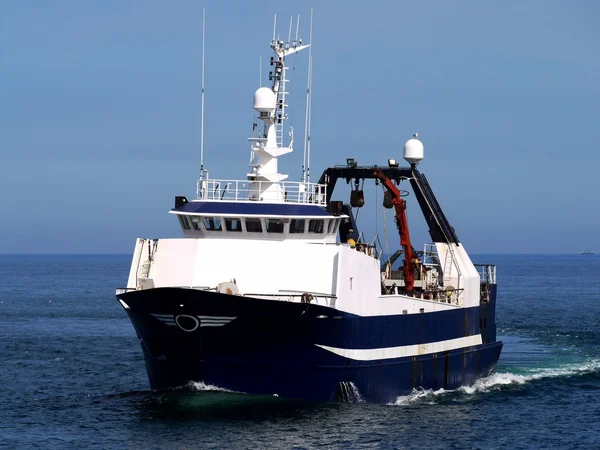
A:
[327,219,334,234]
[179,215,191,230]
[265,218,284,233]
[245,218,263,233]
[203,217,222,231]
[225,218,242,232]
[190,216,203,231]
[290,219,305,234]
[308,219,324,233]
[328,218,340,234]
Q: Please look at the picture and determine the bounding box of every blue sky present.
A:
[1,0,599,254]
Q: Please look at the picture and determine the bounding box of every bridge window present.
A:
[179,215,191,230]
[308,219,324,233]
[245,218,263,233]
[328,218,340,234]
[189,216,203,231]
[290,219,305,234]
[265,218,284,233]
[203,217,222,231]
[225,218,242,232]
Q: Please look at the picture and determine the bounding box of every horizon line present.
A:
[0,252,594,256]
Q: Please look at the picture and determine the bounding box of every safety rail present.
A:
[242,292,337,307]
[475,264,497,285]
[196,178,327,205]
[416,288,464,305]
[381,284,464,306]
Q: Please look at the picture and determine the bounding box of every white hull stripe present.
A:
[315,334,483,361]
[197,315,236,320]
[151,314,176,325]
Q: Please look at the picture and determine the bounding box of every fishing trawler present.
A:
[115,16,502,403]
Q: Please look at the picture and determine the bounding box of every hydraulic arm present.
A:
[373,168,415,292]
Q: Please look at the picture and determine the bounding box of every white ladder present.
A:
[443,248,453,282]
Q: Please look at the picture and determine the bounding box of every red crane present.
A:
[373,168,415,292]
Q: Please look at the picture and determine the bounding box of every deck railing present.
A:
[474,264,497,284]
[196,179,328,206]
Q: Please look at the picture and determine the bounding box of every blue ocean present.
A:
[1,254,599,449]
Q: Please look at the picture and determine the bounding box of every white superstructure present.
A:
[120,16,488,320]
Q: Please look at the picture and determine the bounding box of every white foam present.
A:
[390,358,600,405]
[393,387,449,406]
[524,358,600,380]
[187,381,235,393]
[458,372,528,395]
[347,381,365,403]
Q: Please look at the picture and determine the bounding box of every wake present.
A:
[391,358,600,405]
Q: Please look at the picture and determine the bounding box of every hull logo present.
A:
[151,314,236,331]
[175,315,199,332]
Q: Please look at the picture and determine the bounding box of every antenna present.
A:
[199,6,206,176]
[259,56,262,88]
[304,7,314,183]
[288,16,293,43]
[272,14,277,41]
[295,15,300,43]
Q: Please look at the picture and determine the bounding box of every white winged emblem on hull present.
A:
[150,314,236,332]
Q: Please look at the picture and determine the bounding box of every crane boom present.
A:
[373,168,415,292]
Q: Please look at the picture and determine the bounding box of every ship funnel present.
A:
[403,133,424,165]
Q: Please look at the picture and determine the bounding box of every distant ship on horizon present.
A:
[579,250,595,255]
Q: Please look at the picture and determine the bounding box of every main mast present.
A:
[247,18,310,202]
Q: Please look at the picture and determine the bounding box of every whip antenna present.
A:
[306,7,313,182]
[199,6,206,177]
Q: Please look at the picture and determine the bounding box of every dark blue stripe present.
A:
[173,201,332,216]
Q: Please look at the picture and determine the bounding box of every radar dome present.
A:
[253,87,276,112]
[403,133,424,165]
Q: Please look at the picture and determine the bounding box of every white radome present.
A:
[403,133,424,165]
[253,87,276,112]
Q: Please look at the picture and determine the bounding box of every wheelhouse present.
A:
[173,212,343,241]
[170,198,345,242]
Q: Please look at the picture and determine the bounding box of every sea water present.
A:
[1,254,599,449]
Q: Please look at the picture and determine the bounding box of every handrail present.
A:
[196,178,327,205]
[474,264,497,284]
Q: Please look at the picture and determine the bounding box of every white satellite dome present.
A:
[253,87,276,112]
[403,133,424,165]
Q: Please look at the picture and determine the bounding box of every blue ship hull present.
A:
[117,287,502,403]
